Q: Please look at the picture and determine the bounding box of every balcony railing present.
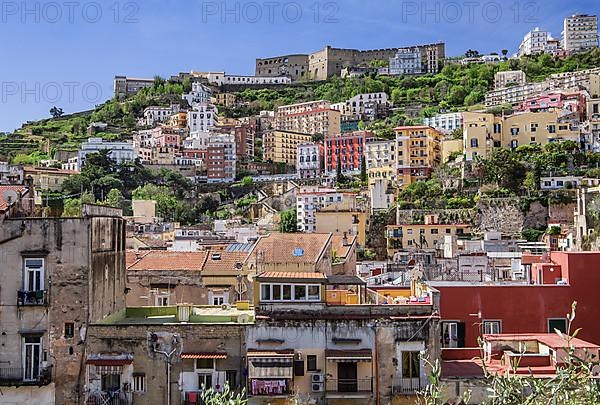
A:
[392,377,422,394]
[85,390,131,405]
[0,365,52,386]
[17,290,48,306]
[325,378,373,394]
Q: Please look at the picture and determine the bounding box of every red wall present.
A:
[436,252,600,347]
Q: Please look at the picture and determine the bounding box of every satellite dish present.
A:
[235,262,243,269]
[2,189,18,205]
[237,314,250,323]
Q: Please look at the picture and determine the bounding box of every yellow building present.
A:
[386,215,472,258]
[365,139,396,185]
[315,209,368,246]
[23,166,79,191]
[394,126,443,188]
[263,130,312,165]
[213,92,237,108]
[168,111,187,128]
[441,139,463,163]
[275,100,341,136]
[463,111,581,160]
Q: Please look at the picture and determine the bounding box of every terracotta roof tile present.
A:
[331,234,356,259]
[202,251,249,272]
[0,185,27,211]
[127,250,207,271]
[250,233,332,264]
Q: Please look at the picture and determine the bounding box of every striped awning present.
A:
[247,351,294,358]
[95,365,122,375]
[181,352,228,359]
[325,349,372,362]
[86,355,133,366]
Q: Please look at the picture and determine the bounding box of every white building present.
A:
[370,178,395,213]
[389,47,423,75]
[563,14,599,53]
[182,82,213,107]
[423,112,463,134]
[139,105,179,127]
[61,157,79,171]
[296,187,352,233]
[187,105,218,135]
[205,72,291,86]
[296,142,321,179]
[540,176,583,190]
[331,92,389,122]
[518,27,552,56]
[78,138,135,168]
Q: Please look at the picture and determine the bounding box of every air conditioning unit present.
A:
[311,373,324,383]
[311,382,324,392]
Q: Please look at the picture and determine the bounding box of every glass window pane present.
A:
[294,285,306,300]
[282,285,292,300]
[272,285,281,300]
[261,284,271,301]
[308,285,320,300]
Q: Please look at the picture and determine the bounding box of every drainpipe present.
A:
[373,323,380,405]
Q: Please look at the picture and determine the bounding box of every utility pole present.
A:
[150,333,180,405]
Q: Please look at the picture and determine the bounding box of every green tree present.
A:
[360,155,367,183]
[103,188,126,210]
[279,208,298,233]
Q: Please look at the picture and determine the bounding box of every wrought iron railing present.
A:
[392,377,422,394]
[0,365,52,386]
[17,290,48,306]
[325,378,373,393]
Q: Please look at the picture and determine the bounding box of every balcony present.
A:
[325,378,373,398]
[0,365,53,386]
[85,390,131,405]
[17,290,48,306]
[392,377,422,395]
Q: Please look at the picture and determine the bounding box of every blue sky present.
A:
[1,0,599,132]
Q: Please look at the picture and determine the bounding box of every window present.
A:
[133,374,145,393]
[261,284,321,302]
[482,320,502,334]
[441,321,465,348]
[195,358,214,370]
[401,352,420,379]
[64,322,75,339]
[101,374,121,392]
[307,355,318,371]
[470,138,478,147]
[23,336,41,381]
[198,374,212,390]
[24,258,44,292]
[548,318,567,334]
[225,370,237,388]
[155,294,169,306]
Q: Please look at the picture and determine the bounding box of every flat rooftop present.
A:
[97,305,255,325]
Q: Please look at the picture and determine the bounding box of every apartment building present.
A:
[324,130,373,175]
[331,92,389,122]
[394,126,444,187]
[517,27,554,56]
[389,43,445,75]
[207,134,236,183]
[248,274,440,403]
[494,70,527,89]
[296,142,323,179]
[562,14,599,53]
[78,137,135,168]
[139,105,179,127]
[255,53,310,81]
[423,112,463,134]
[263,129,312,166]
[517,91,587,119]
[296,187,359,233]
[0,205,126,404]
[182,82,212,107]
[463,111,581,160]
[187,104,218,134]
[114,75,154,98]
[22,166,78,191]
[275,100,341,136]
[365,139,397,185]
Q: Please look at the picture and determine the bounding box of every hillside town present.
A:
[2,10,600,405]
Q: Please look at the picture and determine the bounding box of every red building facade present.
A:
[324,130,374,175]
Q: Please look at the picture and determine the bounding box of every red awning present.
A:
[181,352,228,359]
[86,359,133,366]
